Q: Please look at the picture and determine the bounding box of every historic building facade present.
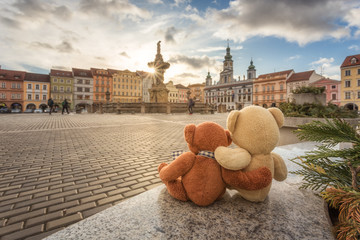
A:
[188,83,205,103]
[286,70,323,102]
[313,78,341,106]
[137,71,153,103]
[24,73,50,110]
[91,68,112,103]
[204,45,255,111]
[165,81,179,103]
[175,84,189,103]
[340,54,360,110]
[253,70,293,107]
[110,69,142,103]
[50,69,74,109]
[72,68,93,111]
[0,69,25,111]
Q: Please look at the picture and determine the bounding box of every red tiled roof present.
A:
[0,69,26,81]
[50,69,73,77]
[24,72,50,82]
[287,70,314,83]
[72,68,92,78]
[90,68,110,76]
[341,54,360,68]
[257,69,293,79]
[312,78,341,85]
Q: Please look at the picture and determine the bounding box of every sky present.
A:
[1,0,360,86]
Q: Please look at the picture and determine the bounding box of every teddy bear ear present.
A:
[225,130,232,146]
[184,124,196,145]
[227,110,240,134]
[268,107,284,128]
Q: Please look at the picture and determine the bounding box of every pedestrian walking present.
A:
[47,98,54,115]
[188,98,195,114]
[62,99,70,114]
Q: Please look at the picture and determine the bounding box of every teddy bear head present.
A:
[184,122,232,154]
[227,106,284,155]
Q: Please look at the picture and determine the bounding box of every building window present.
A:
[43,95,47,100]
[345,92,351,99]
[0,93,6,99]
[280,84,283,91]
[351,57,357,64]
[345,70,351,76]
[77,79,83,84]
[60,79,64,83]
[60,87,64,92]
[332,94,336,100]
[17,83,21,89]
[358,79,360,87]
[358,69,360,75]
[11,83,16,88]
[67,80,71,84]
[35,84,40,90]
[271,86,274,92]
[358,92,360,99]
[1,82,5,88]
[28,94,32,100]
[43,85,47,90]
[345,80,351,88]
[85,80,90,84]
[53,78,57,82]
[54,86,58,91]
[67,87,71,92]
[77,87,82,92]
[85,88,90,92]
[28,84,32,89]
[332,85,337,89]
[280,94,283,100]
[35,95,39,100]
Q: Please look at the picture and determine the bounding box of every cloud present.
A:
[0,17,21,28]
[288,55,301,61]
[30,41,75,53]
[174,73,199,78]
[147,0,163,4]
[348,45,360,51]
[119,52,130,58]
[197,45,242,53]
[207,0,354,45]
[79,0,151,20]
[310,57,339,79]
[165,27,178,43]
[169,55,216,69]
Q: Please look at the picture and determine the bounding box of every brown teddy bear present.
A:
[158,121,272,206]
[215,106,288,202]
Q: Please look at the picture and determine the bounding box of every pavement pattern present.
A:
[0,112,229,240]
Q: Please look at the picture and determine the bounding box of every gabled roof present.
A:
[0,69,26,80]
[24,72,50,82]
[72,68,92,78]
[257,69,293,79]
[50,69,73,77]
[341,54,360,68]
[287,70,314,83]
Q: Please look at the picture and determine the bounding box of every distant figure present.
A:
[47,98,54,115]
[62,99,69,114]
[188,98,195,114]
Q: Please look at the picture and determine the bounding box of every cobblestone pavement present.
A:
[0,112,228,240]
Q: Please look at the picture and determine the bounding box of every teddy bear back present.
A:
[227,106,284,155]
[184,122,232,154]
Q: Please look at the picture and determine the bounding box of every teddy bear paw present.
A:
[158,162,168,172]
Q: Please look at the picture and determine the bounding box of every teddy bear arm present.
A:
[222,167,272,190]
[272,152,288,181]
[159,152,196,182]
[214,146,251,170]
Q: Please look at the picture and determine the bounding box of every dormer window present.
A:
[351,57,357,64]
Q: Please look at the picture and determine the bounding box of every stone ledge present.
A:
[45,142,335,240]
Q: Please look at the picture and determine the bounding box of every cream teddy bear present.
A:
[215,106,288,202]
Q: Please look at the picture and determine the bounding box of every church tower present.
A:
[205,72,212,86]
[247,58,256,80]
[219,41,234,84]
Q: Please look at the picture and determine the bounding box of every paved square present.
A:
[0,112,227,240]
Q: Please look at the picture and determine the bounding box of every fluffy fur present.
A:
[158,121,272,206]
[215,106,288,202]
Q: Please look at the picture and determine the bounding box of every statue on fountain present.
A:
[148,41,170,103]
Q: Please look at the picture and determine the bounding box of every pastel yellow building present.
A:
[24,73,50,111]
[50,69,74,109]
[340,54,360,110]
[165,81,179,103]
[110,69,142,103]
